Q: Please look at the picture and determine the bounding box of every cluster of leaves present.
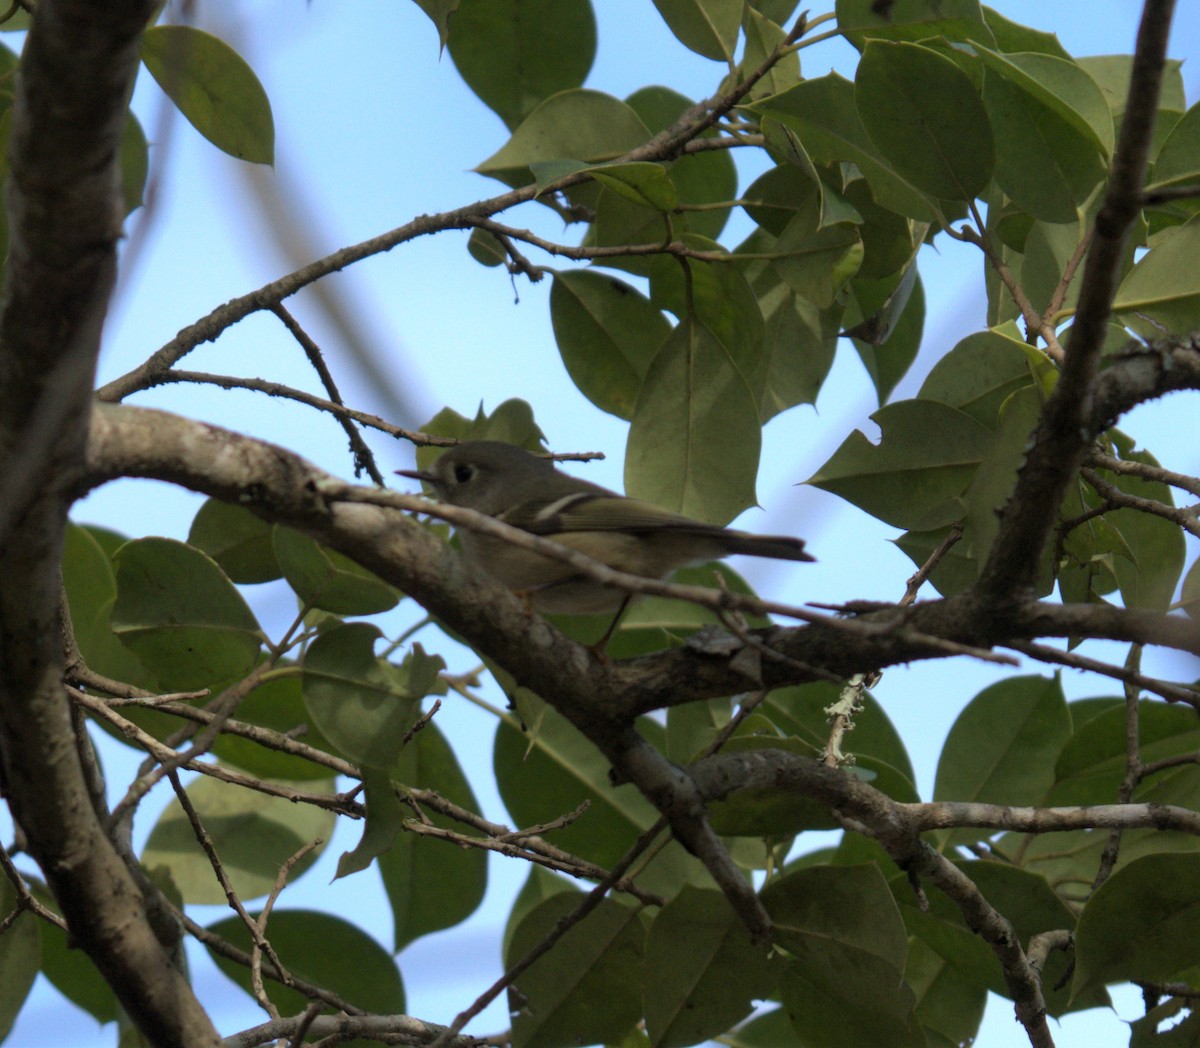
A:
[449,0,1197,603]
[4,483,1198,1048]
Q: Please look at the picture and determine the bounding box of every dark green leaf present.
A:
[847,267,925,404]
[643,888,776,1047]
[507,893,645,1048]
[302,624,440,770]
[651,0,742,61]
[447,0,595,129]
[933,675,1070,845]
[976,48,1114,157]
[763,864,921,1047]
[143,775,333,904]
[188,497,280,584]
[1074,853,1200,995]
[476,89,651,186]
[836,0,992,49]
[917,326,1034,428]
[111,537,263,690]
[336,767,405,879]
[121,112,149,215]
[210,672,338,781]
[208,909,404,1017]
[626,319,761,524]
[807,399,994,530]
[1114,214,1200,348]
[141,26,274,164]
[549,269,671,420]
[1149,100,1200,191]
[494,707,660,868]
[981,62,1107,222]
[749,73,941,221]
[382,722,488,949]
[411,0,460,48]
[273,527,400,615]
[855,40,994,201]
[0,878,39,1040]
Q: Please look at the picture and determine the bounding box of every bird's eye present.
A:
[452,463,475,484]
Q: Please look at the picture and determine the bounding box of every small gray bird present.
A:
[398,441,812,615]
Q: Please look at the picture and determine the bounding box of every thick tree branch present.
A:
[0,2,223,1046]
[976,0,1177,601]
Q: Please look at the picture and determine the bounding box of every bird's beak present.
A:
[395,467,435,483]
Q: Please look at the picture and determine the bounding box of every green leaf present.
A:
[917,327,1033,428]
[1114,214,1200,337]
[549,269,671,420]
[1022,217,1094,321]
[980,6,1070,57]
[0,878,39,1041]
[1149,100,1200,190]
[1097,444,1188,612]
[1074,853,1200,995]
[416,399,547,468]
[750,73,941,222]
[121,112,149,215]
[980,61,1107,222]
[467,226,507,266]
[210,672,338,781]
[976,48,1114,157]
[507,893,645,1048]
[905,935,987,1048]
[771,208,864,308]
[950,387,1050,595]
[933,675,1070,845]
[412,0,460,48]
[273,527,400,615]
[855,41,994,201]
[836,0,992,49]
[647,240,766,373]
[188,497,280,584]
[626,319,761,524]
[494,706,661,868]
[1078,55,1186,121]
[208,909,404,1017]
[447,0,595,129]
[1048,701,1200,810]
[590,161,679,211]
[763,864,922,1048]
[651,0,743,61]
[894,861,1084,1014]
[141,26,274,164]
[336,767,405,879]
[476,89,651,185]
[111,537,263,690]
[1181,556,1200,619]
[807,399,994,530]
[143,775,333,904]
[747,270,840,419]
[741,6,801,99]
[643,887,776,1047]
[382,722,488,949]
[503,866,578,962]
[301,624,441,770]
[599,561,771,659]
[847,267,925,404]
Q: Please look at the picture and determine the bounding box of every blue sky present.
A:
[7,2,1200,1045]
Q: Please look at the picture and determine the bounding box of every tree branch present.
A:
[976,0,1177,601]
[0,2,222,1044]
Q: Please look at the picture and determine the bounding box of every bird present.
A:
[397,440,812,615]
